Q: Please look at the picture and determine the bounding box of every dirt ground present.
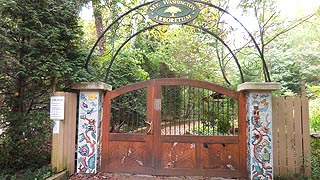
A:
[69,173,238,180]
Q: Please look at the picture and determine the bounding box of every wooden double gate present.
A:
[101,79,247,178]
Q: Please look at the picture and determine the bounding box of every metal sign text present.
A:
[147,0,200,25]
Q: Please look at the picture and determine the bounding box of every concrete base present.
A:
[72,82,112,91]
[237,82,281,92]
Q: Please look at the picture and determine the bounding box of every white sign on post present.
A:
[50,96,65,120]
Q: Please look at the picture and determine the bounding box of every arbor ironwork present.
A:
[84,0,271,84]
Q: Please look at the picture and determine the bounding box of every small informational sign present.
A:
[50,96,65,120]
[154,99,161,111]
[147,0,200,25]
[53,120,60,134]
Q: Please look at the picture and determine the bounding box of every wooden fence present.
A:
[272,96,311,177]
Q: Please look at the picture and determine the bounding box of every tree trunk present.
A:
[92,0,106,56]
[13,74,25,113]
[131,0,145,48]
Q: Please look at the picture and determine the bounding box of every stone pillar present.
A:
[237,82,281,180]
[72,82,112,173]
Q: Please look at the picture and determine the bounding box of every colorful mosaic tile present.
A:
[247,92,273,180]
[77,92,101,173]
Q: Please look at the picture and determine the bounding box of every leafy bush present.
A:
[311,138,320,179]
[0,111,53,172]
[309,86,320,133]
[0,165,51,180]
[310,114,320,133]
[309,98,320,133]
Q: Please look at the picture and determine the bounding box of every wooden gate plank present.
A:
[238,92,247,177]
[153,83,162,171]
[146,84,154,169]
[63,93,77,175]
[272,97,279,176]
[278,97,287,175]
[294,97,303,174]
[286,97,295,174]
[101,93,112,171]
[195,143,203,169]
[301,97,311,176]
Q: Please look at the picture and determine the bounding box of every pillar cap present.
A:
[237,82,281,92]
[72,82,112,91]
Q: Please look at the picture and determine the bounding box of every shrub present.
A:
[311,138,320,179]
[0,111,53,172]
[310,113,320,133]
[309,95,320,133]
[0,165,52,180]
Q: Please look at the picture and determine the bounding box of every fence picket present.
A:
[286,97,295,174]
[294,97,303,174]
[272,97,280,176]
[278,97,287,175]
[301,97,311,176]
[63,93,77,175]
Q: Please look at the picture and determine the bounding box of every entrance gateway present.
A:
[101,78,247,178]
[80,0,276,178]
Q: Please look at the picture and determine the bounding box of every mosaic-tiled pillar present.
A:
[238,82,281,180]
[72,82,112,173]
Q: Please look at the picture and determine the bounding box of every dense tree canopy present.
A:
[0,0,90,113]
[0,0,90,170]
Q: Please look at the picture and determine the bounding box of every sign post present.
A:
[50,92,66,173]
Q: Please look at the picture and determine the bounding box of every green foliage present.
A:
[100,47,150,133]
[99,48,149,88]
[149,26,223,82]
[309,86,320,132]
[162,86,182,121]
[239,48,266,83]
[199,99,235,135]
[310,113,320,133]
[0,111,53,171]
[308,85,320,98]
[0,0,88,173]
[311,138,320,179]
[0,165,52,180]
[269,14,320,93]
[0,0,91,113]
[271,58,302,95]
[110,89,147,133]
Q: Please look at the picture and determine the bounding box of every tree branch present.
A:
[264,14,315,46]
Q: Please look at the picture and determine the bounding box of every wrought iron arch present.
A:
[85,0,271,83]
[103,23,244,83]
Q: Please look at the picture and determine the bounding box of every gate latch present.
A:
[145,121,152,134]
